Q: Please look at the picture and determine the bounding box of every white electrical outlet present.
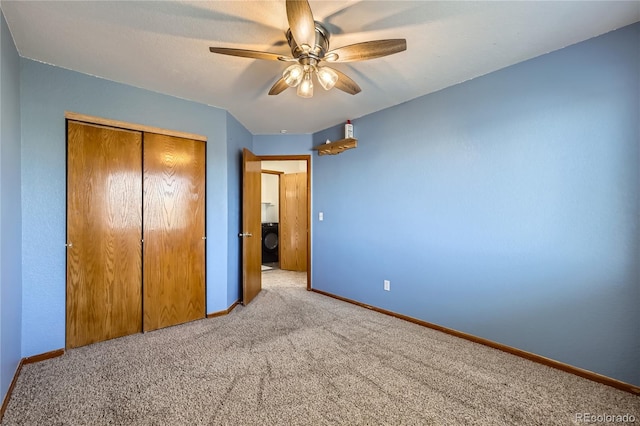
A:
[319,212,324,221]
[384,280,390,291]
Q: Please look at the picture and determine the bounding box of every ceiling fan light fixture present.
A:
[316,66,338,91]
[297,71,314,98]
[210,0,406,98]
[283,64,304,87]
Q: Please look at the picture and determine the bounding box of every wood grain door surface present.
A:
[279,172,308,271]
[143,133,206,332]
[66,121,143,349]
[242,148,262,305]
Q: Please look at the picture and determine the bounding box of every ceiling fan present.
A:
[209,0,407,98]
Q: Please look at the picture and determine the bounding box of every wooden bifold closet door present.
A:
[143,133,206,332]
[66,121,143,348]
[66,120,205,348]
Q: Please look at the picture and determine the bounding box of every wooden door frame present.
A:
[259,155,312,290]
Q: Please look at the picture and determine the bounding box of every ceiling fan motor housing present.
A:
[286,22,330,62]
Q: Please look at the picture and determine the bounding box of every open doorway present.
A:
[259,155,310,290]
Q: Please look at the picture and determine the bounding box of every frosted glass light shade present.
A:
[297,71,313,98]
[317,66,338,90]
[283,64,304,87]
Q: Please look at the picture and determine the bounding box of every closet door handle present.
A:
[238,232,253,238]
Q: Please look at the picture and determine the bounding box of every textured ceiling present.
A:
[2,1,639,134]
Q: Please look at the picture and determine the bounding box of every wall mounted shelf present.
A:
[312,138,357,156]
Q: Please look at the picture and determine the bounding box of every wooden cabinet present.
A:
[66,119,206,348]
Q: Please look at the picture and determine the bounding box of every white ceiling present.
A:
[2,1,639,135]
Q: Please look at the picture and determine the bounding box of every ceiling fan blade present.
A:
[332,69,361,95]
[209,47,288,61]
[325,39,407,62]
[286,0,316,48]
[268,77,290,96]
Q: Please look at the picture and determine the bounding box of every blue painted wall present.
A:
[226,113,252,307]
[0,9,23,403]
[312,23,640,385]
[252,134,314,156]
[19,59,237,356]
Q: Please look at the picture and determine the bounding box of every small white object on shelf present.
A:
[345,120,353,139]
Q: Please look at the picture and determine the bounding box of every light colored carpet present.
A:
[2,270,639,425]
[261,265,273,271]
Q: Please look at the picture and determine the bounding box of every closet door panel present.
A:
[66,121,143,348]
[143,133,206,331]
[280,172,308,271]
